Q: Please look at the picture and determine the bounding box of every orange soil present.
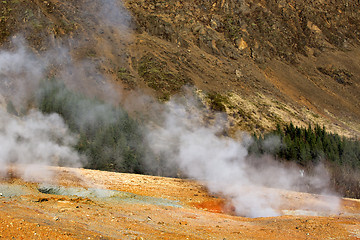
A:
[0,166,358,239]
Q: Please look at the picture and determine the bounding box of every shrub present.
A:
[207,92,228,112]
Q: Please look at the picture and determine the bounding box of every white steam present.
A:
[0,0,341,217]
[0,41,118,181]
[96,0,133,30]
[146,93,340,217]
[0,108,83,181]
[0,42,83,182]
[0,38,46,109]
[0,0,134,182]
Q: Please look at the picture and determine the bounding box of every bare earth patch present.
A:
[0,166,358,239]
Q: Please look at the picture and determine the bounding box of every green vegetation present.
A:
[249,123,360,198]
[223,15,242,42]
[138,53,191,97]
[207,92,229,112]
[317,66,352,85]
[6,101,18,116]
[117,67,136,88]
[36,80,146,173]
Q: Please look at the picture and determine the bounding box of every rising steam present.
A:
[145,92,340,217]
[0,40,83,182]
[0,0,341,218]
[0,38,46,109]
[0,107,83,181]
[0,0,133,181]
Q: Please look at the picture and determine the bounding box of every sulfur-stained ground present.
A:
[0,167,358,239]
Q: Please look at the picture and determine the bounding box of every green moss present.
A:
[117,67,136,88]
[138,53,191,95]
[207,93,229,112]
[224,15,242,42]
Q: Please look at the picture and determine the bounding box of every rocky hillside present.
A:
[1,0,360,137]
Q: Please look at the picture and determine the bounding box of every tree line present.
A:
[22,80,360,198]
[36,79,146,174]
[249,123,360,198]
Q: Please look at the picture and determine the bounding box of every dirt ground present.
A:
[0,166,358,239]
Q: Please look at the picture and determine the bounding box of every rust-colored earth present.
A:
[0,166,359,239]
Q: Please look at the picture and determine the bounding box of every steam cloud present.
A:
[0,0,341,217]
[145,93,340,217]
[96,0,133,30]
[0,0,132,181]
[0,38,46,109]
[0,42,85,181]
[0,107,83,181]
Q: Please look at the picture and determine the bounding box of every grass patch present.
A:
[138,53,191,97]
[207,92,230,112]
[117,67,136,88]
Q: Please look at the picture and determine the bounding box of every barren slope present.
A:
[1,0,360,137]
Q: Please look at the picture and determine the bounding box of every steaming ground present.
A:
[0,168,358,239]
[0,0,342,219]
[145,93,340,217]
[0,107,83,181]
[0,41,341,217]
[0,41,100,182]
[0,0,133,180]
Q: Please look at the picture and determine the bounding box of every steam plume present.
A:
[0,107,83,181]
[0,38,46,109]
[0,0,341,217]
[145,92,340,217]
[96,0,133,30]
[0,40,83,181]
[0,0,135,182]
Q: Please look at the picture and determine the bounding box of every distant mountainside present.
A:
[1,0,360,137]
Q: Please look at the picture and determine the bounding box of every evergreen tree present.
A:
[36,79,146,174]
[248,122,360,198]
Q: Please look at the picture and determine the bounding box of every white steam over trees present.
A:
[36,79,146,173]
[145,93,340,217]
[0,107,83,181]
[0,0,357,219]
